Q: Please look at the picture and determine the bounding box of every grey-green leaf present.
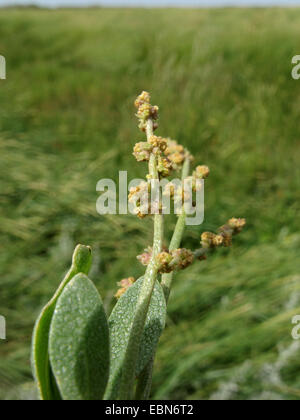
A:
[49,274,110,401]
[31,244,92,400]
[104,277,166,400]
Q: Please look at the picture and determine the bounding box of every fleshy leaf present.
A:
[31,245,92,400]
[104,277,166,400]
[49,273,110,401]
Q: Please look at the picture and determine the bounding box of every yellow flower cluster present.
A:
[157,154,173,178]
[128,181,152,219]
[138,247,194,273]
[156,248,194,273]
[133,137,194,178]
[133,92,194,180]
[114,91,247,311]
[134,91,151,108]
[201,218,246,249]
[170,248,195,271]
[201,232,224,249]
[137,246,153,266]
[133,142,152,162]
[162,168,208,208]
[194,165,210,180]
[149,135,168,152]
[133,135,168,164]
[227,218,247,234]
[218,217,247,246]
[134,91,159,132]
[156,251,173,273]
[164,140,192,170]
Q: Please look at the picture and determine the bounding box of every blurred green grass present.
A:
[0,7,300,400]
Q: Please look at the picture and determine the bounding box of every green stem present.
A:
[161,158,191,302]
[135,158,191,400]
[118,119,164,400]
[194,247,208,259]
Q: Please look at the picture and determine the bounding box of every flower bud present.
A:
[156,251,174,273]
[137,247,153,266]
[201,232,224,249]
[149,135,168,152]
[194,165,210,179]
[156,248,194,273]
[170,152,185,165]
[115,277,136,299]
[137,103,152,121]
[128,181,149,203]
[164,139,193,170]
[150,105,159,120]
[170,248,194,270]
[157,155,172,177]
[115,288,126,299]
[134,91,151,108]
[118,277,136,288]
[133,142,152,162]
[227,218,246,234]
[218,218,246,246]
[128,181,152,218]
[136,100,159,131]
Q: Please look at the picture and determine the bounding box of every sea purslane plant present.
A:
[31,92,246,400]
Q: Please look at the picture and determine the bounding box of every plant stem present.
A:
[146,118,164,260]
[118,119,164,400]
[194,247,207,259]
[161,157,191,302]
[135,157,191,399]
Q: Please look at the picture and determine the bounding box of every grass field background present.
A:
[0,7,300,400]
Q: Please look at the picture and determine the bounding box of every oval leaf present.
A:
[31,244,92,400]
[104,277,166,400]
[49,274,110,400]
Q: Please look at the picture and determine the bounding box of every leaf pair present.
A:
[32,245,167,400]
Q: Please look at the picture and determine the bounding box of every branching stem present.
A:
[161,157,191,302]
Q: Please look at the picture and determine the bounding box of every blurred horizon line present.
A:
[1,0,300,10]
[1,4,300,8]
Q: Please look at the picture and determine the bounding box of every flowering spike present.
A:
[135,92,159,132]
